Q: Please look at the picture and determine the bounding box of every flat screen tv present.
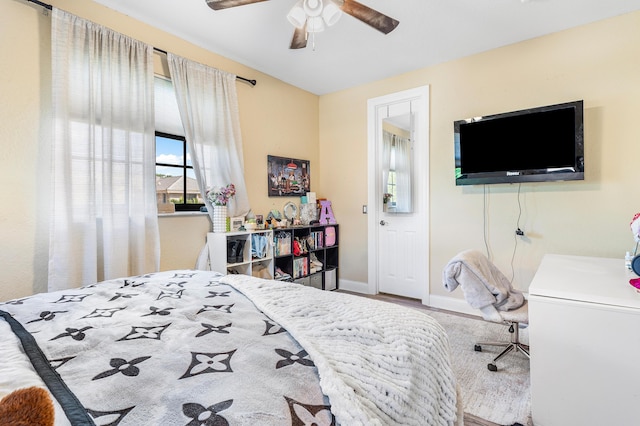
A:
[454,100,584,185]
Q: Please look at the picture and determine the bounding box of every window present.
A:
[385,148,397,208]
[154,76,203,213]
[155,132,203,211]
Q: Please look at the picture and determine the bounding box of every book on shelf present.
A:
[312,231,323,249]
[275,231,291,256]
[293,257,308,278]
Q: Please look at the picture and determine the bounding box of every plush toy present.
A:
[0,386,54,426]
[631,212,640,242]
[629,213,640,290]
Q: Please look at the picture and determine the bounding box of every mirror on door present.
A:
[382,112,414,213]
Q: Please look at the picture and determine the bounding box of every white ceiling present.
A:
[92,0,640,95]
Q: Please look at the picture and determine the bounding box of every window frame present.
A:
[155,131,204,212]
[386,170,397,208]
[385,145,398,208]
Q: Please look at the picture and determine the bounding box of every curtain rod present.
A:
[152,47,256,87]
[25,0,257,87]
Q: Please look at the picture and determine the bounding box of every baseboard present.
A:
[337,279,372,294]
[337,280,483,316]
[427,295,482,316]
[337,281,529,321]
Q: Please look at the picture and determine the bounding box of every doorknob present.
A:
[380,220,387,226]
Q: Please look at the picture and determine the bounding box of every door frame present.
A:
[366,86,430,304]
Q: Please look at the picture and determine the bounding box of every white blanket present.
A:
[221,274,462,426]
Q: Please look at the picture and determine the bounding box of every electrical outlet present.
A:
[362,205,367,214]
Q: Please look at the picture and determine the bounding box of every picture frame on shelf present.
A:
[300,203,317,225]
[230,216,244,232]
[267,155,310,197]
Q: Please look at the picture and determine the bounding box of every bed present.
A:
[0,270,462,425]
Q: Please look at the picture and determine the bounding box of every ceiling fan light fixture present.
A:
[286,0,347,45]
[287,2,307,28]
[303,0,323,17]
[321,1,341,27]
[306,16,325,33]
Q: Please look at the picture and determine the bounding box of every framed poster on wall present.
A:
[267,155,310,197]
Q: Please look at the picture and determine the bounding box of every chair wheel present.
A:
[474,344,482,352]
[488,363,497,372]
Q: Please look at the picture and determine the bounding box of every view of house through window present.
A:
[155,132,203,212]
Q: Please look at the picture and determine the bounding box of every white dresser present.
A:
[529,254,640,425]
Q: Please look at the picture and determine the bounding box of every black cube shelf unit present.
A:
[273,224,339,291]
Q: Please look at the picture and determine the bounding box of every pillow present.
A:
[0,386,54,426]
[325,226,336,246]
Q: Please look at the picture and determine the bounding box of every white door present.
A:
[378,213,422,297]
[367,87,430,302]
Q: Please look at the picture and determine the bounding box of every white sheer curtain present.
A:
[381,130,393,200]
[166,53,250,219]
[394,135,413,212]
[49,9,160,291]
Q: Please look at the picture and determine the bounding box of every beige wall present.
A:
[0,0,319,301]
[2,0,639,305]
[319,11,640,300]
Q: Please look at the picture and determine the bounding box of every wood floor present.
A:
[338,290,502,426]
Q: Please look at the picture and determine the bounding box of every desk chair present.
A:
[443,249,530,371]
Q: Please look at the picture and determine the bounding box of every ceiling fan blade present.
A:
[205,0,267,11]
[290,26,308,49]
[340,0,399,34]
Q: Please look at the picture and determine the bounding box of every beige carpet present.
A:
[426,311,532,426]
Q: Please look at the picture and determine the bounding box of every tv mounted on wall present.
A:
[454,100,584,185]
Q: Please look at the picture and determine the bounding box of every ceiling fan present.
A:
[205,0,399,49]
